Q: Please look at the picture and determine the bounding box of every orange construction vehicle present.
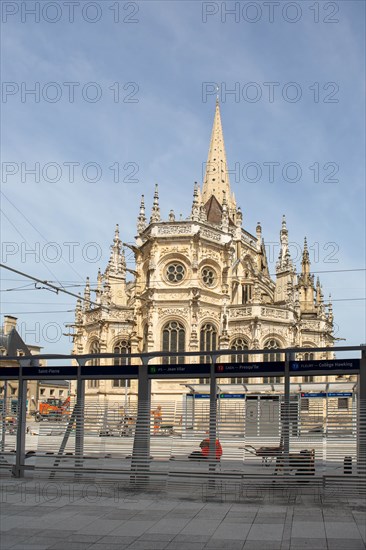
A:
[34,396,70,422]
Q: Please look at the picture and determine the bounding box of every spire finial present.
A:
[191,182,200,221]
[277,215,293,272]
[137,194,147,234]
[302,237,310,264]
[84,276,91,310]
[114,223,120,242]
[150,184,161,223]
[106,224,124,275]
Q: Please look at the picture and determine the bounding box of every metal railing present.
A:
[0,345,365,503]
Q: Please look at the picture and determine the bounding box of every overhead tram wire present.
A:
[1,208,67,292]
[3,267,363,288]
[0,264,104,310]
[0,264,365,306]
[0,191,86,284]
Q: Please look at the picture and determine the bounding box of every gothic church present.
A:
[71,101,335,402]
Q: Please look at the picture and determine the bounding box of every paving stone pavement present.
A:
[0,480,365,550]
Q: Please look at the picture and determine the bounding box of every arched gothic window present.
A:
[88,340,100,388]
[263,339,283,363]
[231,338,249,363]
[200,323,217,364]
[162,321,185,364]
[304,352,314,361]
[113,339,131,388]
[113,339,130,366]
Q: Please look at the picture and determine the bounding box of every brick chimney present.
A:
[3,316,17,335]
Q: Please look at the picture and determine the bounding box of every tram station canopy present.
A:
[184,381,357,395]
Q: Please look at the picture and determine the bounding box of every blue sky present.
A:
[1,0,365,354]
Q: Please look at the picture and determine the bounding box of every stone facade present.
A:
[71,101,335,403]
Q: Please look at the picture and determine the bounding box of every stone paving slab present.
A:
[0,479,365,550]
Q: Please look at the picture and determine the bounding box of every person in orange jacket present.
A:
[200,437,223,460]
[189,436,223,460]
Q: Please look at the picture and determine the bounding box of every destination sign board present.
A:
[290,359,360,373]
[22,366,78,378]
[148,364,211,378]
[328,392,352,397]
[0,367,20,379]
[301,392,352,398]
[215,361,285,375]
[81,365,139,378]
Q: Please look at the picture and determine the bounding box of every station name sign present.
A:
[301,392,352,398]
[0,358,361,380]
[23,366,78,378]
[148,364,210,378]
[290,359,360,373]
[215,361,284,375]
[189,393,246,399]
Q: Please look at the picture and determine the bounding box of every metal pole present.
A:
[357,349,366,474]
[1,380,8,452]
[75,360,85,472]
[12,359,28,478]
[124,379,128,412]
[131,357,151,484]
[208,355,218,472]
[283,352,292,473]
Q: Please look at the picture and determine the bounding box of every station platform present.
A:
[1,475,365,550]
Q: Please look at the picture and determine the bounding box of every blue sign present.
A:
[328,392,352,397]
[193,394,211,399]
[149,364,211,378]
[216,361,285,375]
[301,392,326,398]
[291,359,360,373]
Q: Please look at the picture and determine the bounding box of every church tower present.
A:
[71,101,335,404]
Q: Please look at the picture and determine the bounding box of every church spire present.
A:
[84,277,91,311]
[150,184,161,223]
[106,223,125,276]
[202,100,236,211]
[302,237,310,274]
[137,195,147,234]
[191,182,201,221]
[276,215,294,273]
[298,237,316,313]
